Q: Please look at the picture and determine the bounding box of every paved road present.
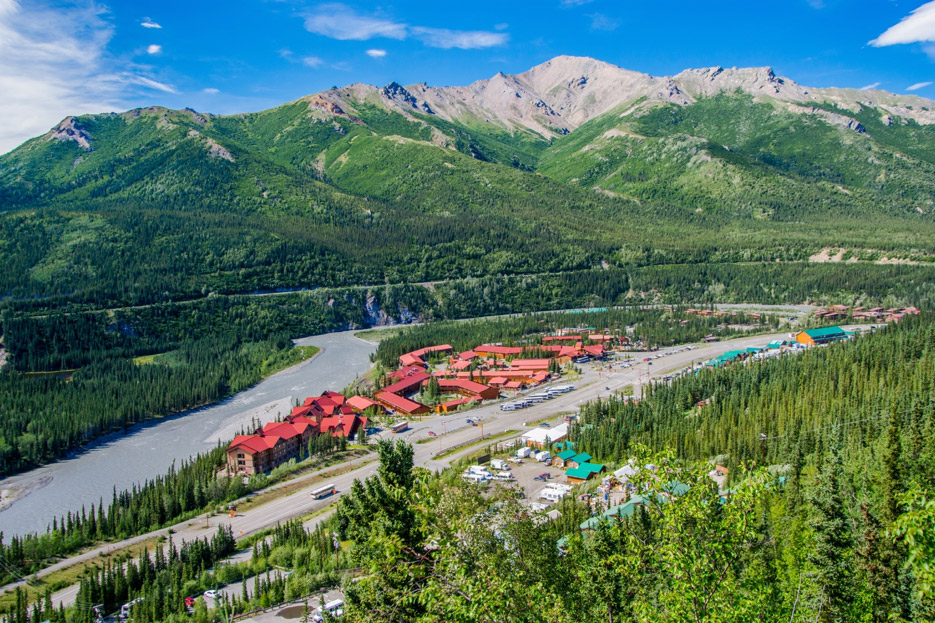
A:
[31,328,820,609]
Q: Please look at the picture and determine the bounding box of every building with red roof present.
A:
[227,413,320,476]
[433,378,499,400]
[542,335,581,342]
[436,397,477,413]
[375,391,431,416]
[346,395,382,413]
[509,358,552,371]
[227,392,369,476]
[381,369,431,396]
[397,344,453,368]
[583,344,606,357]
[474,344,523,357]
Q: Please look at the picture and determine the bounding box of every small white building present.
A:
[520,423,569,449]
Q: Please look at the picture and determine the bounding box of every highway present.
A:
[32,327,824,609]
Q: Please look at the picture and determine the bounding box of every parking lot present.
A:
[466,448,579,506]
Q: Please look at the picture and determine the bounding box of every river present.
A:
[0,330,376,537]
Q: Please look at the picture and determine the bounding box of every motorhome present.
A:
[490,459,509,471]
[312,599,345,622]
[462,472,489,483]
[469,464,491,474]
[515,447,532,459]
[535,450,551,463]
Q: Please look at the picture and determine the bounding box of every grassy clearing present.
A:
[132,350,182,367]
[354,327,407,343]
[0,537,159,610]
[434,429,519,460]
[234,457,376,514]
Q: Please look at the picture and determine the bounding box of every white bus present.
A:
[310,484,336,499]
[312,599,345,622]
[391,421,409,433]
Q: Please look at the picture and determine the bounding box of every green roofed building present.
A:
[552,449,578,468]
[567,462,604,482]
[566,452,593,469]
[796,326,848,346]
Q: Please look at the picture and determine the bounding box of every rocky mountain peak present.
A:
[46,116,92,151]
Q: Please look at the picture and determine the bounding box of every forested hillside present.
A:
[1,58,935,310]
[3,55,935,475]
[329,316,935,622]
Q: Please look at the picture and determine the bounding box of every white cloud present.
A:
[203,87,220,94]
[860,82,881,90]
[127,75,177,93]
[806,0,825,9]
[870,1,935,46]
[561,0,594,5]
[907,81,933,90]
[494,23,508,31]
[304,3,406,41]
[589,13,619,32]
[303,4,507,49]
[411,26,507,49]
[302,56,324,67]
[146,44,162,54]
[141,18,161,29]
[365,48,386,58]
[0,0,178,154]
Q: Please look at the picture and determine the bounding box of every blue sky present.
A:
[2,0,935,152]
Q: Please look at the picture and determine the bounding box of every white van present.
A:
[312,599,345,622]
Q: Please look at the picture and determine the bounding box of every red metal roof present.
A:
[346,395,380,412]
[381,370,431,395]
[475,345,523,356]
[459,350,478,360]
[375,391,428,414]
[436,378,494,394]
[229,434,280,454]
[509,358,551,370]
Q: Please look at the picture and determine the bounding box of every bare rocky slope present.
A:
[282,55,935,142]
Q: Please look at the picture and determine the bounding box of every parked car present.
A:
[539,422,551,428]
[427,431,436,437]
[203,590,218,600]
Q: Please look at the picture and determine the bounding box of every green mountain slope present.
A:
[1,57,935,310]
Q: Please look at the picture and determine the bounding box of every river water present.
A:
[0,330,376,537]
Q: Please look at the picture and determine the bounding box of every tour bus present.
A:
[500,403,518,411]
[310,484,337,499]
[391,421,409,433]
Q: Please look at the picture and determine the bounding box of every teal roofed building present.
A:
[567,462,605,482]
[567,452,593,469]
[796,326,848,346]
[552,449,578,468]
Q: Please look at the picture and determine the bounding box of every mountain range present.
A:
[2,55,935,309]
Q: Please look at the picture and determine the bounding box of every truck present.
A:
[490,459,509,471]
[391,421,409,433]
